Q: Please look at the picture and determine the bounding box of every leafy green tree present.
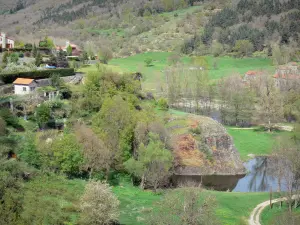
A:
[233,40,254,57]
[35,103,51,129]
[93,95,136,169]
[9,53,19,64]
[0,117,6,136]
[157,98,169,110]
[35,51,42,66]
[124,133,173,191]
[80,181,120,225]
[32,44,37,58]
[2,51,9,65]
[18,132,41,169]
[144,58,153,67]
[50,133,83,176]
[66,44,72,56]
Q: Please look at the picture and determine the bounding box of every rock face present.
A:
[167,114,246,189]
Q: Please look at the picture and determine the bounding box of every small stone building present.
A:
[13,78,37,95]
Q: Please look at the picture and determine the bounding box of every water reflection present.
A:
[233,157,286,192]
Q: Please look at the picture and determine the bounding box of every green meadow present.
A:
[227,127,290,161]
[80,52,274,92]
[26,175,271,225]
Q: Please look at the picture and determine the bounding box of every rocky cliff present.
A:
[166,113,245,188]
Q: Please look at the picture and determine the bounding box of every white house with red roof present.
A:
[0,32,15,49]
[13,78,37,95]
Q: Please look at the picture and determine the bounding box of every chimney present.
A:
[1,33,6,49]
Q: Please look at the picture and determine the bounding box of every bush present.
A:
[144,58,153,67]
[157,98,169,110]
[0,68,75,83]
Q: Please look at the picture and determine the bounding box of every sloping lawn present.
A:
[227,128,289,161]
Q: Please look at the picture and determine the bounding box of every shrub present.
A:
[144,58,153,67]
[0,68,75,83]
[157,98,169,110]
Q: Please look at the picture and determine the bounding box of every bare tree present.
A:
[75,123,112,179]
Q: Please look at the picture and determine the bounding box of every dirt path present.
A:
[248,195,298,225]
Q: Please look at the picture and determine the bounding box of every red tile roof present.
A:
[13,78,35,85]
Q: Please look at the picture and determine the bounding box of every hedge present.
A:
[0,68,75,84]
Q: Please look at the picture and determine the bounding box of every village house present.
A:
[0,32,14,49]
[13,74,83,99]
[13,78,37,95]
[56,41,82,57]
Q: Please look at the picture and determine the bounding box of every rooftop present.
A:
[13,78,35,85]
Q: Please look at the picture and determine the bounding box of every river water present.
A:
[232,157,286,192]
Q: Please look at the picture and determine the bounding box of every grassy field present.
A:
[227,127,289,161]
[27,175,271,225]
[79,52,274,92]
[261,204,300,225]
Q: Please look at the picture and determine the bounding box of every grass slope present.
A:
[80,52,274,92]
[227,128,289,161]
[26,175,271,225]
[261,204,300,225]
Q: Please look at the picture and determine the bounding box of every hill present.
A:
[0,0,229,56]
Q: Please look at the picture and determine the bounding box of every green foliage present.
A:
[51,133,84,176]
[18,133,41,169]
[66,45,72,56]
[32,44,37,58]
[39,37,55,49]
[124,133,173,190]
[0,68,74,84]
[233,40,254,57]
[2,51,9,65]
[0,109,20,129]
[35,51,42,66]
[21,175,85,225]
[144,58,153,67]
[9,53,19,64]
[56,50,69,68]
[93,95,136,167]
[157,98,169,110]
[98,47,113,64]
[35,103,51,128]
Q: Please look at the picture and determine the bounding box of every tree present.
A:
[219,75,255,126]
[51,133,84,176]
[211,40,224,57]
[93,95,136,169]
[75,123,112,178]
[32,44,37,58]
[35,103,51,129]
[146,188,220,225]
[9,53,19,64]
[80,181,119,225]
[144,58,153,67]
[2,51,9,65]
[233,40,254,57]
[56,50,69,68]
[98,47,113,64]
[35,51,42,67]
[66,44,72,56]
[124,133,173,191]
[0,117,6,136]
[255,74,283,131]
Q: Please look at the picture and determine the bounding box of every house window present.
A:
[23,87,26,92]
[30,87,35,91]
